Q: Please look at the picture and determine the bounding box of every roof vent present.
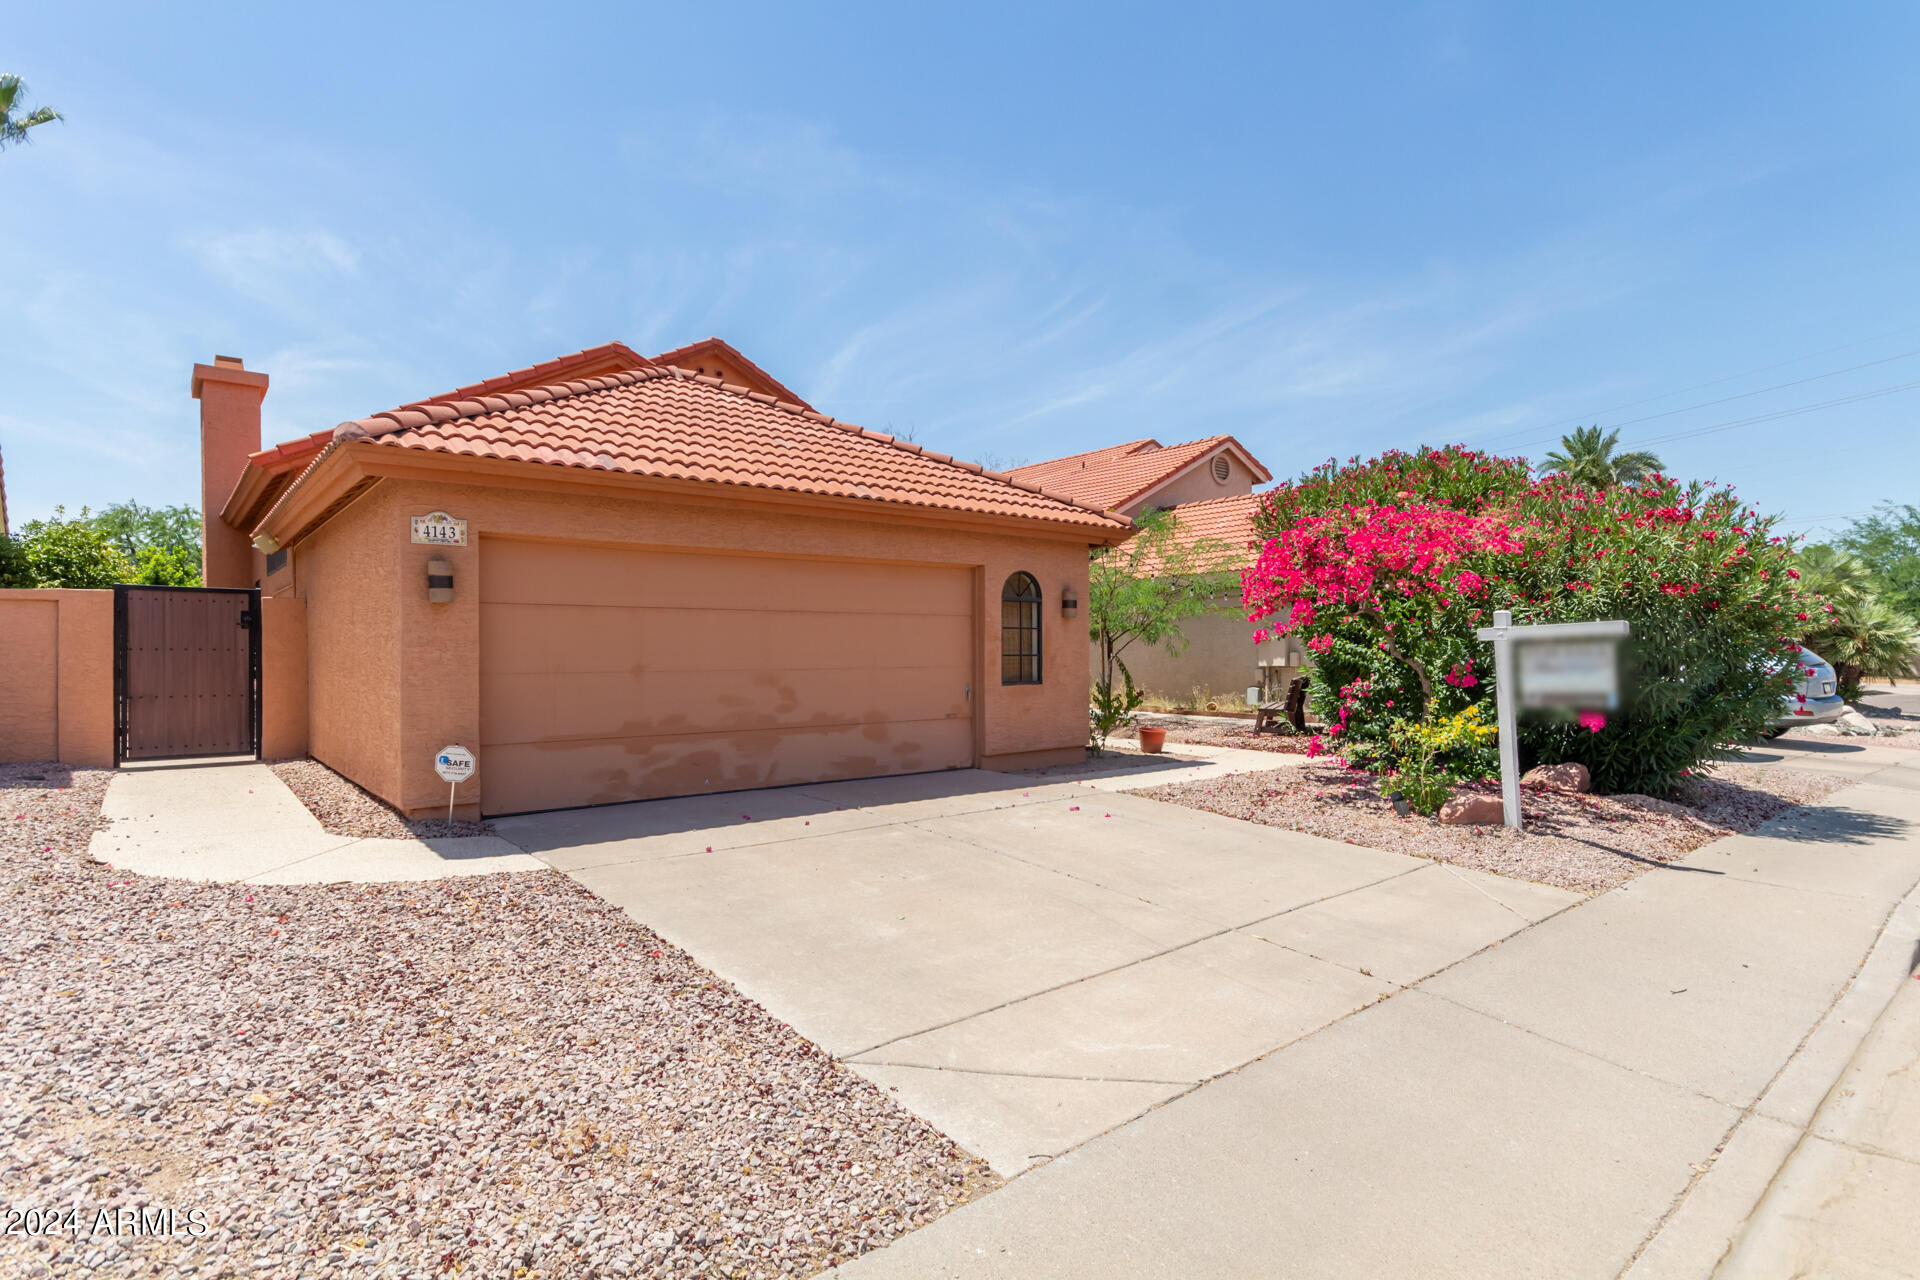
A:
[1211,455,1231,483]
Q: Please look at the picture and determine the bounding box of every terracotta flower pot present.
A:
[1138,726,1167,754]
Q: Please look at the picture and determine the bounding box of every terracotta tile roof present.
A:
[250,429,334,469]
[424,341,657,405]
[1129,491,1267,575]
[649,337,809,407]
[421,337,811,412]
[323,367,1131,532]
[1009,436,1267,511]
[1005,439,1160,493]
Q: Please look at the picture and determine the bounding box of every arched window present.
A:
[1001,571,1043,685]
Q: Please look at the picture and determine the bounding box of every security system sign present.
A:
[411,511,467,546]
[434,745,476,783]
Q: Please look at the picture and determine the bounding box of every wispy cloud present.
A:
[191,228,360,305]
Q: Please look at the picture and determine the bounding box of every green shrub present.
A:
[1248,447,1802,796]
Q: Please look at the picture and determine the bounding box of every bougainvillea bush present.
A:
[1245,446,1805,796]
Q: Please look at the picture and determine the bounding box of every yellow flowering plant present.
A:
[1377,704,1500,816]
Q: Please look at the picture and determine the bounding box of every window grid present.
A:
[1001,572,1042,685]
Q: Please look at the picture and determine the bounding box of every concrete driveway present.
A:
[494,762,1579,1176]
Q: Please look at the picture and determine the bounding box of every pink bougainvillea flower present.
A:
[1578,711,1607,733]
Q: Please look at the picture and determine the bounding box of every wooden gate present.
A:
[114,586,261,764]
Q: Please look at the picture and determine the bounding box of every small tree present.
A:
[1087,509,1237,752]
[1837,502,1920,623]
[91,500,202,585]
[3,508,134,588]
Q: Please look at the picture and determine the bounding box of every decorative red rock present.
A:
[1439,794,1505,825]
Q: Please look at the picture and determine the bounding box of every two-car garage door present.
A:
[478,538,976,815]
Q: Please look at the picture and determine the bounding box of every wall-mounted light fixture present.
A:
[427,557,454,604]
[251,533,281,554]
[1062,585,1079,618]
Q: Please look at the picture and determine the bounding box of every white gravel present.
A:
[268,757,494,840]
[1,763,996,1278]
[1131,761,1850,894]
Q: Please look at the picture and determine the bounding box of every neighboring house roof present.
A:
[424,341,657,405]
[1006,438,1161,491]
[222,338,812,531]
[1007,435,1272,512]
[1128,491,1267,576]
[649,337,810,407]
[425,337,810,409]
[252,366,1133,546]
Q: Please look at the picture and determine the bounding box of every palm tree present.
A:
[1805,596,1920,701]
[0,75,62,151]
[1793,544,1877,608]
[1539,426,1664,489]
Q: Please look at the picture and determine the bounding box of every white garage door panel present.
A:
[478,539,977,814]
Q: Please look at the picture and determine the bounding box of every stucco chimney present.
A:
[192,355,269,589]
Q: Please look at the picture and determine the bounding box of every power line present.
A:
[1503,348,1920,453]
[1634,378,1920,448]
[1479,321,1920,447]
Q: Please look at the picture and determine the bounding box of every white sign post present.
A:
[1474,611,1629,831]
[434,745,476,825]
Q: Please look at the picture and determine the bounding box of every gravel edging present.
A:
[268,757,494,840]
[2,764,997,1278]
[1130,761,1849,895]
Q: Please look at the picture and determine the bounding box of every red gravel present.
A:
[1,764,995,1278]
[1131,761,1849,894]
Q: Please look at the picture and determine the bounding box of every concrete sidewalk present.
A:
[1712,911,1920,1278]
[90,760,539,883]
[842,755,1920,1279]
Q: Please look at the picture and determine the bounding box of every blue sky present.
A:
[6,3,1918,541]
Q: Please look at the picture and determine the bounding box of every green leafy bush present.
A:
[1,507,135,588]
[1247,447,1803,796]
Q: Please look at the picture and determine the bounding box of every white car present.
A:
[1771,646,1847,731]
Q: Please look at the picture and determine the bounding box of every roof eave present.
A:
[254,443,1132,551]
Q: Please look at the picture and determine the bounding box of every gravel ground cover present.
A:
[1131,761,1849,894]
[268,758,494,840]
[2,763,995,1279]
[1132,713,1314,755]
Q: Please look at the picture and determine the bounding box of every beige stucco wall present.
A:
[1128,449,1261,514]
[261,595,309,760]
[296,485,405,804]
[0,588,114,766]
[287,474,1095,818]
[1091,604,1301,707]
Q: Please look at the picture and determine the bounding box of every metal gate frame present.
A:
[113,584,262,766]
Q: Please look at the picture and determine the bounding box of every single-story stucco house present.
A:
[1006,436,1305,704]
[191,338,1131,818]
